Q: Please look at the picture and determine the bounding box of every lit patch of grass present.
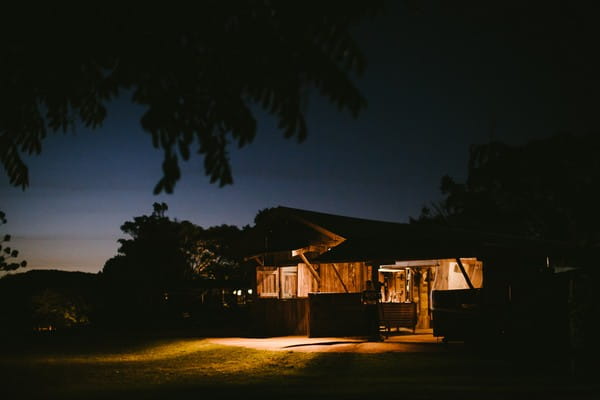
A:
[34,339,215,363]
[0,338,321,398]
[0,336,597,399]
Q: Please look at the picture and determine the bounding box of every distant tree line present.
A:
[0,270,98,335]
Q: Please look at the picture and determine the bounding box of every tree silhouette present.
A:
[1,2,383,193]
[0,210,27,271]
[102,203,199,288]
[412,133,600,246]
[102,202,246,289]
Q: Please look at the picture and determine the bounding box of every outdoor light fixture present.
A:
[247,289,253,295]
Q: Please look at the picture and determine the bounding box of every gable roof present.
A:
[246,206,588,267]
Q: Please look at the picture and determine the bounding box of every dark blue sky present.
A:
[2,1,598,273]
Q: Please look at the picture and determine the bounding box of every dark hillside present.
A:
[0,269,99,335]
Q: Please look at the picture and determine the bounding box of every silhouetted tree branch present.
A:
[0,210,27,271]
[1,2,383,193]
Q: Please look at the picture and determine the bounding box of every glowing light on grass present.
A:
[23,338,321,385]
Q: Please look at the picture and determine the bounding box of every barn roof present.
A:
[245,206,588,267]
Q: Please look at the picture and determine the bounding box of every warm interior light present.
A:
[379,268,404,273]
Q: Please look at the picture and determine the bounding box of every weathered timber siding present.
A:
[318,262,368,293]
[298,262,367,296]
[298,263,318,297]
[308,292,368,337]
[250,298,308,337]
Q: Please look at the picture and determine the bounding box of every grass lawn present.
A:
[0,332,597,399]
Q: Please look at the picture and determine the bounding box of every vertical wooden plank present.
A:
[348,262,356,291]
[417,268,431,329]
[298,263,319,297]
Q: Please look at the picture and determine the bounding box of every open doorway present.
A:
[377,258,483,334]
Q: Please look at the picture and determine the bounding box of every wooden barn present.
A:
[244,206,586,343]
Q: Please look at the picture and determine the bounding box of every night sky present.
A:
[2,1,599,274]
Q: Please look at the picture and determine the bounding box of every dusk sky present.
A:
[2,1,599,274]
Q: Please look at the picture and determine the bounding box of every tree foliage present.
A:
[102,203,199,288]
[1,2,382,193]
[190,224,248,284]
[101,202,245,289]
[412,133,600,245]
[0,210,27,271]
[31,288,91,330]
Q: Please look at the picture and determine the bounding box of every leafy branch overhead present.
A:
[1,2,382,193]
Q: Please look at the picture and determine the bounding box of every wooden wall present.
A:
[257,262,368,298]
[298,261,368,296]
[318,262,368,293]
[298,263,318,297]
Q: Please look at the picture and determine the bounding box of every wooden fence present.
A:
[308,293,368,337]
[250,298,309,337]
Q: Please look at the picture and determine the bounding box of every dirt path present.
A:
[208,330,456,353]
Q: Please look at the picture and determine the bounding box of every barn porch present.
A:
[249,256,484,339]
